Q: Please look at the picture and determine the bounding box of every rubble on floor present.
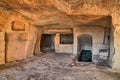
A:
[0,53,119,80]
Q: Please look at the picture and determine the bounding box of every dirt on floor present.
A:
[0,53,119,80]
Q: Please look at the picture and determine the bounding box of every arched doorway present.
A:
[77,34,92,62]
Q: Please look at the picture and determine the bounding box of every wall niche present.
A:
[11,21,25,31]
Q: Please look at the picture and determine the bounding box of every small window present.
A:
[60,34,73,44]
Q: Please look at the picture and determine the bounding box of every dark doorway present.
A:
[40,34,55,53]
[78,34,92,62]
[78,50,92,62]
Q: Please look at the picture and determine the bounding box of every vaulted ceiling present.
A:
[0,0,119,27]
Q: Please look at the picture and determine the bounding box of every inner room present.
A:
[40,28,73,53]
[38,15,114,66]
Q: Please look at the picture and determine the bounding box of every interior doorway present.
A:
[40,34,55,53]
[78,34,92,62]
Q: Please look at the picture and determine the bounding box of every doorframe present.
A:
[77,34,93,62]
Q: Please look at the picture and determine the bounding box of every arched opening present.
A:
[77,34,92,62]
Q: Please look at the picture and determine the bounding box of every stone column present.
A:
[34,27,43,55]
[55,34,60,53]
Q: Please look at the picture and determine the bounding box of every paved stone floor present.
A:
[0,53,119,80]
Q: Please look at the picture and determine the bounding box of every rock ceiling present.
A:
[0,0,120,27]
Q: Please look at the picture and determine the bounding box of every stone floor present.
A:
[0,53,119,80]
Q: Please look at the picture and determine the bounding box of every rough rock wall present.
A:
[0,32,5,64]
[0,6,41,62]
[6,22,39,62]
[113,26,120,69]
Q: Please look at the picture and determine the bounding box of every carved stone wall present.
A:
[0,32,5,64]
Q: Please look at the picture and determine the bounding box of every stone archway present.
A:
[77,34,92,62]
